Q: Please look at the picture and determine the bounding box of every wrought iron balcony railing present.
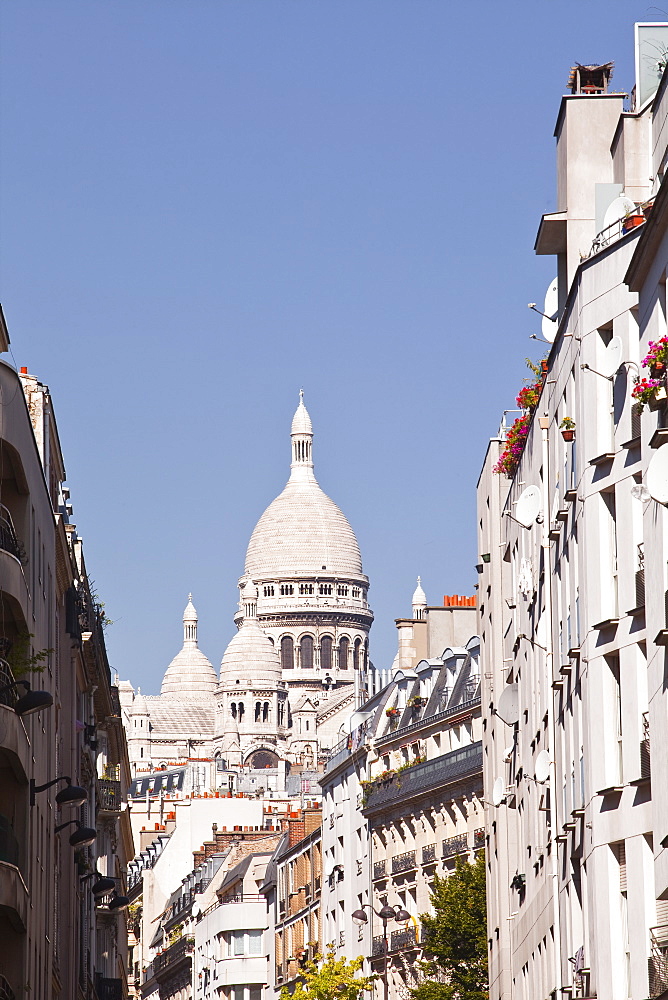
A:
[392,850,416,874]
[442,833,468,858]
[153,936,194,975]
[95,976,123,1000]
[97,779,121,812]
[362,742,482,814]
[390,926,418,952]
[0,504,24,562]
[422,843,436,864]
[372,935,385,957]
[373,860,387,880]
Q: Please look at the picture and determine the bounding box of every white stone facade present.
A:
[479,35,668,1000]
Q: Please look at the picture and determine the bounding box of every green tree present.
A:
[281,950,376,1000]
[411,851,488,1000]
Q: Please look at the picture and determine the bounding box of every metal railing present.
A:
[0,658,18,711]
[390,926,418,952]
[650,924,668,998]
[642,712,651,780]
[97,779,121,812]
[474,828,485,849]
[442,833,468,858]
[363,742,482,814]
[372,935,385,957]
[95,976,123,1000]
[422,843,436,864]
[373,860,387,880]
[392,851,416,874]
[153,936,194,975]
[0,504,23,562]
[377,697,481,747]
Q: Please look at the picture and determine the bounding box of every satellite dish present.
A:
[631,483,652,503]
[603,194,636,230]
[515,486,541,528]
[542,277,559,342]
[492,776,505,807]
[600,335,623,379]
[534,750,552,784]
[192,900,201,919]
[496,684,519,726]
[647,446,668,505]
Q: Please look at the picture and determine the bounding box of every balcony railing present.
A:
[0,813,19,867]
[372,935,385,957]
[422,844,436,864]
[0,504,24,562]
[362,743,482,814]
[473,828,485,849]
[97,779,121,812]
[373,860,387,880]
[650,924,668,998]
[392,851,416,874]
[442,834,468,859]
[0,659,18,711]
[390,926,418,952]
[95,976,123,1000]
[153,936,194,975]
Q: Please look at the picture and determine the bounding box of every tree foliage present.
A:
[411,851,488,1000]
[281,950,376,1000]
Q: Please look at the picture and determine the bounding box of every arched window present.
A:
[339,637,349,670]
[300,635,314,670]
[263,701,270,722]
[281,636,294,669]
[249,749,279,769]
[231,702,237,719]
[255,701,262,721]
[238,702,245,720]
[353,638,362,670]
[278,701,285,726]
[320,636,332,671]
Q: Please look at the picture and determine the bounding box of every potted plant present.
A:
[560,417,576,441]
[407,695,426,708]
[385,707,400,718]
[632,376,668,412]
[643,337,668,378]
[540,359,549,375]
[622,208,645,232]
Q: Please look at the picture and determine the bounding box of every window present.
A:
[281,636,294,669]
[352,588,360,598]
[278,700,285,726]
[337,586,348,596]
[339,637,349,670]
[301,635,314,670]
[319,584,332,595]
[280,585,294,596]
[353,638,361,670]
[263,701,270,722]
[226,932,263,959]
[238,702,245,720]
[255,701,262,722]
[320,636,332,671]
[264,586,275,597]
[231,702,237,719]
[299,583,314,596]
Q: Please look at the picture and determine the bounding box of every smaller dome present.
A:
[220,619,281,688]
[291,391,313,435]
[412,576,427,608]
[242,579,259,601]
[131,689,149,715]
[160,596,218,699]
[183,594,197,621]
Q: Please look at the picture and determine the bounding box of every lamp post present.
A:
[352,899,411,1000]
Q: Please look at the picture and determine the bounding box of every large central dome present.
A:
[244,394,364,580]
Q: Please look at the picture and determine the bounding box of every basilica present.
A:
[118,394,373,791]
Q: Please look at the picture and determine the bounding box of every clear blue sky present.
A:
[0,1,645,689]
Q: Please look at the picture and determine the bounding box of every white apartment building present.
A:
[319,584,481,1000]
[478,26,668,1000]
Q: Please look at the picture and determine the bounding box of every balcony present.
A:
[392,851,416,875]
[473,828,485,850]
[442,834,468,859]
[390,926,418,952]
[650,924,668,998]
[372,935,385,957]
[153,936,194,976]
[0,505,24,563]
[422,844,436,864]
[95,976,123,1000]
[362,743,482,815]
[373,860,387,880]
[97,779,121,812]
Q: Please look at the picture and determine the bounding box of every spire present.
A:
[412,576,427,619]
[183,594,198,647]
[290,391,315,483]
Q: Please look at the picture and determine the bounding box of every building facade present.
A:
[478,29,668,1000]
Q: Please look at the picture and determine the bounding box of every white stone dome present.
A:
[245,394,364,580]
[220,619,282,686]
[160,596,218,699]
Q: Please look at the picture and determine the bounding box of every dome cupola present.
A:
[160,595,218,699]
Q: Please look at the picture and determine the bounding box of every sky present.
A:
[0,0,650,689]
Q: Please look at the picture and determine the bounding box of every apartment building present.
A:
[0,323,133,999]
[319,585,482,1000]
[478,26,668,1000]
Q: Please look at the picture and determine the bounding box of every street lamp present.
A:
[55,820,97,848]
[0,678,53,716]
[31,775,88,808]
[352,900,412,1000]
